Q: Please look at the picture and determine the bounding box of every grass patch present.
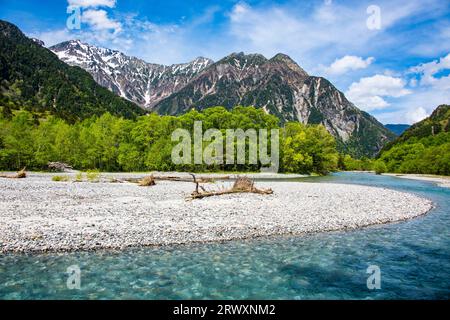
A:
[75,172,83,182]
[86,170,100,182]
[52,175,70,182]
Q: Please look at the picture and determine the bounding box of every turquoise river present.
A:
[0,172,449,299]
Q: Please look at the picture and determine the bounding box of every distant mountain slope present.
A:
[50,40,213,109]
[379,105,450,175]
[0,20,144,122]
[383,104,450,152]
[154,52,395,157]
[385,124,411,136]
[48,41,395,157]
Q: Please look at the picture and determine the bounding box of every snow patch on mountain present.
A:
[50,40,213,109]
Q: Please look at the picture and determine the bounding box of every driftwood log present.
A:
[47,162,73,172]
[0,168,27,179]
[138,175,156,186]
[154,175,223,183]
[189,175,273,200]
[125,175,227,184]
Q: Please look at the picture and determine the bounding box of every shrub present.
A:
[52,175,70,182]
[75,172,83,182]
[86,170,100,182]
[373,160,387,175]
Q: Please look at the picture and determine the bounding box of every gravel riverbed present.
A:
[0,173,433,253]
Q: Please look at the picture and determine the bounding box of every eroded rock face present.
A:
[50,42,395,156]
[50,40,213,109]
[152,52,394,156]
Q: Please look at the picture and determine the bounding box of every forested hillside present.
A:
[378,105,450,175]
[0,106,339,174]
[0,20,144,122]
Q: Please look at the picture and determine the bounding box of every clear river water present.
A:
[0,172,449,299]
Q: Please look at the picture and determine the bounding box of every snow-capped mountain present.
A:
[153,51,396,156]
[50,40,213,108]
[49,40,395,156]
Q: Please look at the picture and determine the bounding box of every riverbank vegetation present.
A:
[2,104,447,176]
[377,104,449,176]
[0,106,339,174]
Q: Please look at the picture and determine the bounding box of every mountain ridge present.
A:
[150,50,395,156]
[382,104,450,153]
[49,40,395,157]
[0,20,144,122]
[0,24,390,156]
[378,104,449,175]
[50,40,214,109]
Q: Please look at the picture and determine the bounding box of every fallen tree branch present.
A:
[154,175,223,183]
[138,175,156,186]
[0,168,27,179]
[125,175,225,184]
[47,162,73,172]
[188,176,273,200]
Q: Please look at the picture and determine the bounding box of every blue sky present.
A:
[1,0,449,124]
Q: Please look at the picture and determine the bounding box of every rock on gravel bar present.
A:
[0,173,433,253]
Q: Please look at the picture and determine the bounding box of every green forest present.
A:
[1,104,449,175]
[378,132,450,175]
[0,20,144,122]
[0,106,340,174]
[376,105,450,176]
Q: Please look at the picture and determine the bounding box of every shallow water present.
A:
[0,172,449,299]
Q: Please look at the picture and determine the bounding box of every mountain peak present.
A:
[270,53,308,76]
[220,52,268,67]
[0,19,144,122]
[190,56,214,67]
[45,36,392,157]
[31,38,45,46]
[271,53,292,61]
[193,56,213,62]
[0,19,24,39]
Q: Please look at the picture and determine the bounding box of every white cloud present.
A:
[406,107,428,123]
[67,0,116,8]
[324,55,374,75]
[346,75,412,111]
[373,53,450,124]
[226,0,442,73]
[410,53,450,89]
[375,105,430,124]
[82,9,122,33]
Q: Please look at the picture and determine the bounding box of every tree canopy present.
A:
[0,106,339,174]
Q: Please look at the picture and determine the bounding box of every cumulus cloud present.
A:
[406,107,428,123]
[67,0,116,8]
[62,0,122,40]
[225,0,443,73]
[409,53,450,89]
[378,53,450,124]
[324,55,374,75]
[346,75,412,111]
[82,9,122,33]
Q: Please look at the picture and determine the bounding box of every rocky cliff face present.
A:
[50,40,213,108]
[154,52,395,156]
[50,42,394,156]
